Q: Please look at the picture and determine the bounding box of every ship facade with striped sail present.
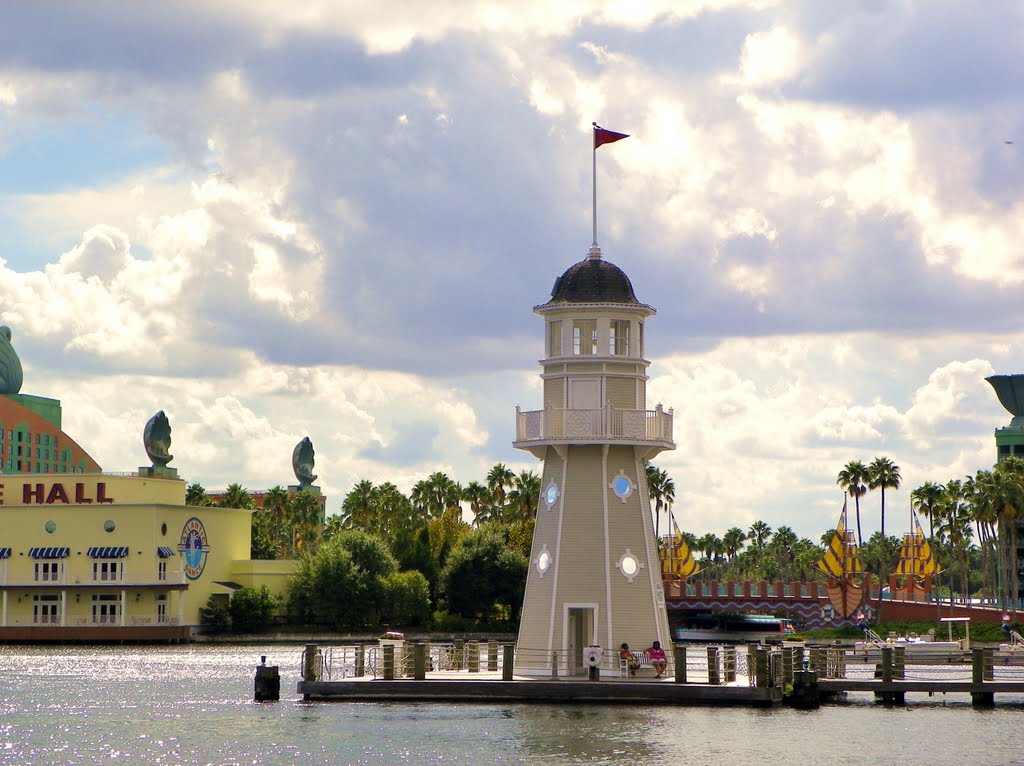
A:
[815,501,865,618]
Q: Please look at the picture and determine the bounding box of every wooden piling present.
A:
[673,644,687,684]
[502,644,514,681]
[254,659,280,702]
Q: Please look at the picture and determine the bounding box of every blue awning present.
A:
[0,548,10,559]
[87,546,129,558]
[157,547,177,558]
[29,547,70,559]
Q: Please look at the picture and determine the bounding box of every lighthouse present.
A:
[513,243,675,676]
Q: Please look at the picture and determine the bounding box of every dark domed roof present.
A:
[548,253,640,304]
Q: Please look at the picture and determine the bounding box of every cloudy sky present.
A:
[2,1,1023,541]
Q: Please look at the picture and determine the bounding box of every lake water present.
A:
[1,644,1023,766]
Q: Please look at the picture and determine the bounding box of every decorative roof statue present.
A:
[143,410,174,467]
[292,436,317,485]
[0,326,24,395]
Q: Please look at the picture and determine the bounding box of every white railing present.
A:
[515,405,673,444]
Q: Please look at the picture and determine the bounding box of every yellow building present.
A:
[0,325,299,641]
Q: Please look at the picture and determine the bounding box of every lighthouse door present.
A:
[567,606,595,676]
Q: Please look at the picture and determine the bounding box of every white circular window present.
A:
[610,472,633,502]
[544,482,559,508]
[538,550,551,574]
[616,549,642,582]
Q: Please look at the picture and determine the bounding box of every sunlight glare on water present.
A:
[0,645,1023,766]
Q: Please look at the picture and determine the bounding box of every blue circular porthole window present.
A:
[611,473,633,501]
[544,482,559,508]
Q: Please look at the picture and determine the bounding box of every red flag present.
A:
[594,124,629,149]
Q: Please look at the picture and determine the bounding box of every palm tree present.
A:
[264,485,291,556]
[290,489,323,554]
[868,454,901,622]
[486,464,515,521]
[769,525,798,581]
[748,520,772,555]
[837,461,869,547]
[974,459,1024,614]
[220,483,255,510]
[722,527,747,562]
[936,480,974,605]
[462,481,491,527]
[911,481,944,540]
[507,470,541,523]
[185,482,210,506]
[645,465,675,541]
[340,480,376,531]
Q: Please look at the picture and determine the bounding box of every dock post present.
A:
[707,646,721,685]
[355,644,365,678]
[302,644,319,682]
[893,646,905,680]
[383,645,395,680]
[502,644,514,681]
[454,640,465,670]
[808,647,824,675]
[673,644,687,684]
[413,642,427,680]
[255,657,280,702]
[550,651,558,680]
[788,669,819,709]
[754,647,770,688]
[723,646,737,683]
[972,648,995,707]
[468,641,480,673]
[880,647,893,684]
[488,640,498,671]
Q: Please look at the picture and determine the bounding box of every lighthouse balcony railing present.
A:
[515,404,673,444]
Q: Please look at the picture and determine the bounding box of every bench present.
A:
[619,650,666,678]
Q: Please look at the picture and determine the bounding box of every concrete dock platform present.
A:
[297,671,782,706]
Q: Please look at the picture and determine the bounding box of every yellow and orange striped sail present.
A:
[815,502,863,579]
[895,516,940,578]
[660,516,701,578]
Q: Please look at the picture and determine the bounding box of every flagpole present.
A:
[592,124,598,248]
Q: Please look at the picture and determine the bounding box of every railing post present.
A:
[707,646,721,685]
[893,646,905,681]
[454,640,465,670]
[355,644,365,677]
[413,643,427,680]
[502,644,514,681]
[488,640,498,671]
[382,645,395,680]
[468,641,480,673]
[673,644,687,684]
[754,647,770,688]
[550,651,558,680]
[302,644,319,682]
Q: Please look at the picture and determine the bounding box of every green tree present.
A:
[381,570,431,626]
[220,483,255,510]
[285,541,360,628]
[229,585,278,633]
[935,480,973,604]
[291,489,323,554]
[439,524,528,625]
[837,460,869,548]
[264,485,292,557]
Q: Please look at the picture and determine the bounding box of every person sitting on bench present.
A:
[620,643,640,676]
[646,640,668,677]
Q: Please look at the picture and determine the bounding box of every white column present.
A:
[120,590,127,626]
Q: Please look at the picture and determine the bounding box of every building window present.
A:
[93,560,123,582]
[92,595,119,624]
[610,320,630,356]
[548,320,562,357]
[573,319,598,355]
[158,560,168,582]
[33,595,60,624]
[157,596,168,623]
[638,322,644,357]
[34,560,62,582]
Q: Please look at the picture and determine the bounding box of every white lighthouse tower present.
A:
[513,243,675,676]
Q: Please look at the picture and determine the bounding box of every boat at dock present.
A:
[671,612,795,643]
